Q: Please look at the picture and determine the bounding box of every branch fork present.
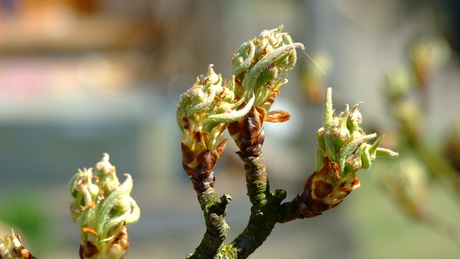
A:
[177,26,398,259]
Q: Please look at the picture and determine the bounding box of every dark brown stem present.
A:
[277,196,304,223]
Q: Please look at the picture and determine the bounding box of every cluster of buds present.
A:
[177,26,305,193]
[69,154,140,259]
[298,88,398,217]
[0,230,36,259]
[177,26,307,257]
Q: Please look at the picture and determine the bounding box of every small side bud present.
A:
[299,88,399,217]
[347,102,363,133]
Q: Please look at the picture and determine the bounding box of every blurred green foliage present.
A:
[0,189,54,253]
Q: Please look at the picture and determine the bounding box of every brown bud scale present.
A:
[297,157,360,218]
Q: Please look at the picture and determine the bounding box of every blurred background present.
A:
[0,0,460,258]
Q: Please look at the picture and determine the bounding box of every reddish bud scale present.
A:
[79,223,130,259]
[264,110,291,123]
[297,157,360,218]
[181,143,195,168]
[80,240,99,259]
[181,134,227,194]
[228,106,266,156]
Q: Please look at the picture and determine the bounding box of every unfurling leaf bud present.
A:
[347,103,363,133]
[231,25,304,111]
[69,154,140,259]
[298,88,398,217]
[177,65,254,153]
[319,88,398,173]
[177,65,256,194]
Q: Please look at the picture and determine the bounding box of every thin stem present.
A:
[227,106,288,258]
[278,197,303,223]
[189,192,231,259]
[187,166,232,259]
[229,153,282,258]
